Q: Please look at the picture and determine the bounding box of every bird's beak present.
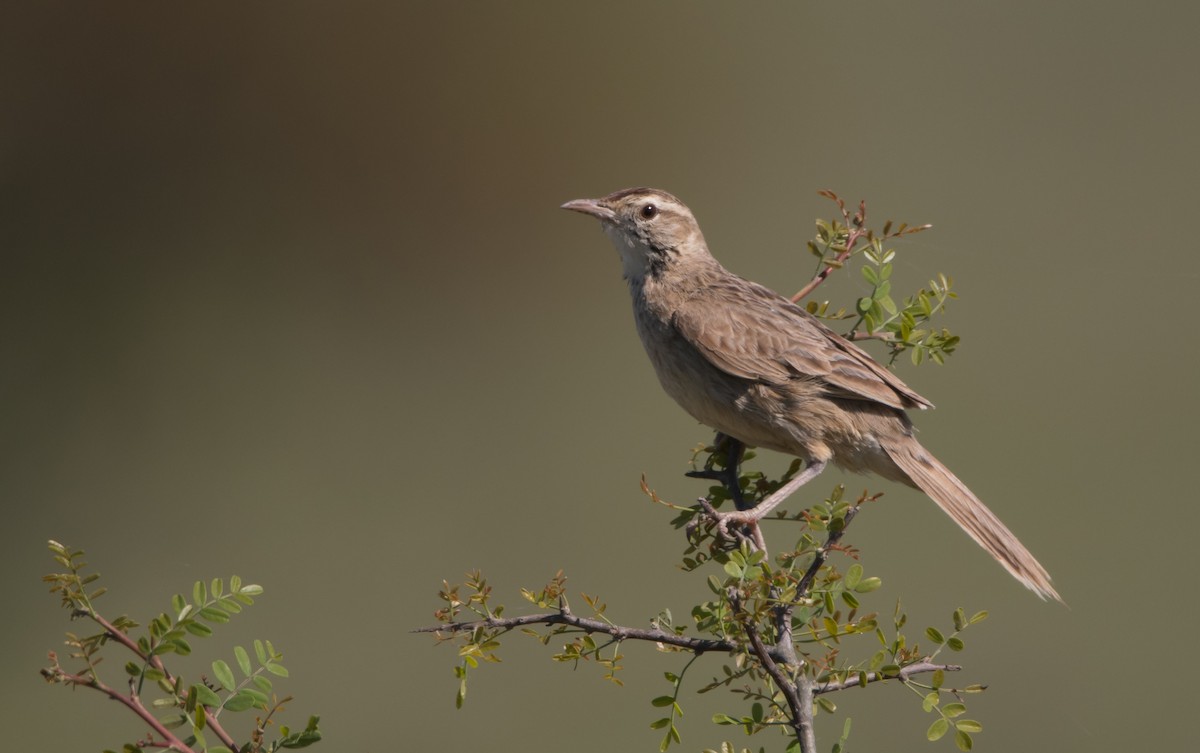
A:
[561,197,616,223]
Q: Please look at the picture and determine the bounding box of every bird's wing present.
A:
[671,275,933,411]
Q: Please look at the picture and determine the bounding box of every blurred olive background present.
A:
[4,2,1197,751]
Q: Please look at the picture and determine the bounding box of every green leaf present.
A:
[922,691,939,712]
[254,639,267,664]
[942,703,967,718]
[854,577,882,593]
[868,650,885,670]
[252,675,273,693]
[184,621,213,637]
[722,560,743,579]
[265,662,290,678]
[651,695,675,707]
[199,607,230,623]
[751,702,764,723]
[823,616,840,641]
[844,563,863,589]
[234,645,251,677]
[278,715,322,749]
[160,713,188,729]
[193,683,221,708]
[956,720,983,733]
[193,581,206,606]
[955,730,973,751]
[932,669,945,689]
[861,265,879,285]
[952,608,966,631]
[712,713,737,725]
[927,718,950,741]
[816,696,836,713]
[150,641,176,656]
[969,610,988,625]
[222,692,256,712]
[650,717,671,729]
[925,627,945,644]
[947,637,964,651]
[212,660,235,691]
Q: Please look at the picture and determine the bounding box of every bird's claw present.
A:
[693,499,765,551]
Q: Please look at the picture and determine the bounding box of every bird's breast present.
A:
[629,291,807,454]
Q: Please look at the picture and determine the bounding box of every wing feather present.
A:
[670,276,933,411]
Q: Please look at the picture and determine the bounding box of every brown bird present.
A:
[562,187,1060,602]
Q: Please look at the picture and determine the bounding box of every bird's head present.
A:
[562,187,710,282]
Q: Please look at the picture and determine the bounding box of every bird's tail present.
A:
[884,440,1062,602]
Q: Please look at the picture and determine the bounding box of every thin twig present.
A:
[813,660,962,694]
[792,228,864,304]
[845,331,896,343]
[796,506,859,597]
[791,193,866,303]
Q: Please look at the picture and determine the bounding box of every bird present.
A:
[561,187,1061,602]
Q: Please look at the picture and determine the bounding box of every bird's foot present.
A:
[695,499,767,553]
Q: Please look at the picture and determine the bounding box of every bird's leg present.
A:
[709,459,829,548]
[685,433,748,510]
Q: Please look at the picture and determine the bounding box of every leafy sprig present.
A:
[41,540,320,753]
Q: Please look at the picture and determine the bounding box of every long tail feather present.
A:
[885,440,1062,602]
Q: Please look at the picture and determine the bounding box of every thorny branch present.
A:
[416,604,750,657]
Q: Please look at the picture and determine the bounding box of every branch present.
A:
[744,617,815,753]
[792,194,868,303]
[792,236,862,303]
[89,611,239,751]
[796,505,859,597]
[42,666,195,753]
[813,660,962,694]
[414,609,732,655]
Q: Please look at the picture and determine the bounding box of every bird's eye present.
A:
[640,203,659,219]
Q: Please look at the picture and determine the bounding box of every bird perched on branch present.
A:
[562,187,1060,602]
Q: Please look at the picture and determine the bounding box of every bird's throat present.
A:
[604,225,662,282]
